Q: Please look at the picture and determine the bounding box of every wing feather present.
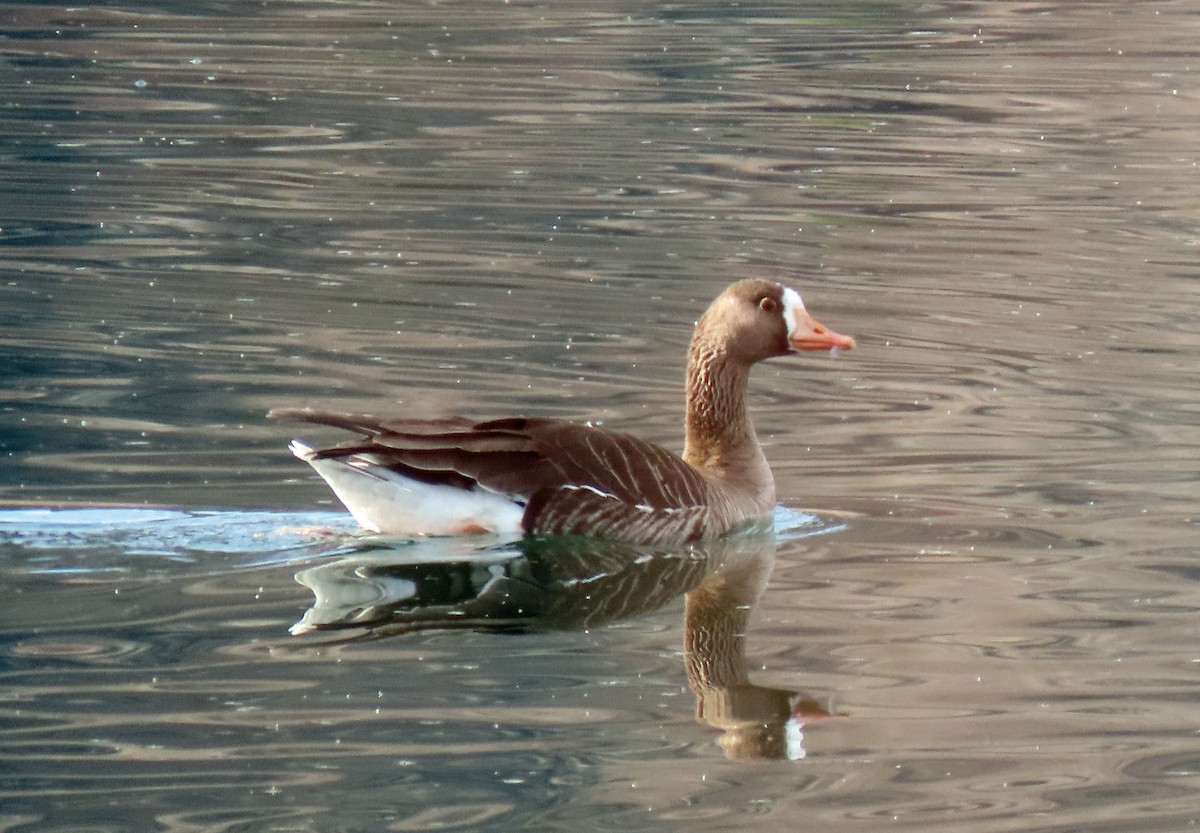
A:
[271,410,717,542]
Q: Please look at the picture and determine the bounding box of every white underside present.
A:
[289,440,525,537]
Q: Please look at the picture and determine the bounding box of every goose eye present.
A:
[758,296,779,314]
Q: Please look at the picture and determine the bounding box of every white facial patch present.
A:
[781,287,806,338]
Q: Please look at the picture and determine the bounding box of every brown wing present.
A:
[269,409,560,494]
[508,418,715,543]
[506,418,710,508]
[269,409,716,542]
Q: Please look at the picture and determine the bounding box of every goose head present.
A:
[694,279,856,364]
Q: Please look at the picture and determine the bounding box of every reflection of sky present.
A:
[0,507,355,569]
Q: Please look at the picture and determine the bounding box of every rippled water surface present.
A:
[3,1,1200,831]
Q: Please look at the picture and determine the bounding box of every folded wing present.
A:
[269,409,717,544]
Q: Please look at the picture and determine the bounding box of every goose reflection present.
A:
[682,530,839,760]
[291,520,836,759]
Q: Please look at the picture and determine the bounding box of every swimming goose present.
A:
[270,279,854,546]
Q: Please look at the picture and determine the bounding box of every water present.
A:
[3,0,1200,830]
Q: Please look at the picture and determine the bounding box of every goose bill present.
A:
[787,309,856,351]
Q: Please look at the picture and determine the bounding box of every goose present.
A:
[269,279,854,546]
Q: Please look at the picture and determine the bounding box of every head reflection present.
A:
[682,527,839,760]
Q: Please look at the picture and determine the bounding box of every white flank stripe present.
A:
[563,483,620,500]
[289,440,524,537]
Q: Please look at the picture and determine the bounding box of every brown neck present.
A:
[682,342,773,503]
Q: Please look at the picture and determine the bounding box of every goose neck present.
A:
[683,345,759,472]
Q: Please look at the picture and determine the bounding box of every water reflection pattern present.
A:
[4,0,1200,829]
